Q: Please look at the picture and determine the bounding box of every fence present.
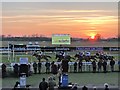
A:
[0,61,119,73]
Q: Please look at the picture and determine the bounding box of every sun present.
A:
[89,33,96,39]
[90,35,95,39]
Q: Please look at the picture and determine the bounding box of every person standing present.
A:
[110,59,115,72]
[78,60,83,72]
[38,61,42,74]
[45,61,50,74]
[51,62,58,75]
[92,60,96,73]
[13,64,19,77]
[39,78,48,90]
[1,63,6,78]
[61,59,69,73]
[74,62,77,73]
[103,60,107,73]
[29,62,33,75]
[58,66,62,87]
[98,59,103,72]
[33,61,37,74]
[48,77,56,90]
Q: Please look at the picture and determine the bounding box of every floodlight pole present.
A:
[31,55,32,63]
[8,42,10,63]
[13,44,15,63]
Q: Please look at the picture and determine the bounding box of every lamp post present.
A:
[8,42,10,63]
[12,43,15,63]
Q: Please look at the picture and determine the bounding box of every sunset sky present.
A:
[2,2,118,38]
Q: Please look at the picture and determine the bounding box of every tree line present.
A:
[0,35,119,41]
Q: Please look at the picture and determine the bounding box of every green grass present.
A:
[1,40,119,88]
[1,51,119,88]
[0,51,119,64]
[2,72,119,88]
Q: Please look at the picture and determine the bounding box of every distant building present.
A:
[27,42,40,51]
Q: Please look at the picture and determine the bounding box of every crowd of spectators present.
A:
[1,59,120,78]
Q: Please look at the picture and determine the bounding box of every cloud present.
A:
[2,14,117,29]
[65,10,113,13]
[4,20,33,23]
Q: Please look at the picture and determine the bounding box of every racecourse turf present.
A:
[2,72,119,88]
[0,51,119,64]
[1,51,119,88]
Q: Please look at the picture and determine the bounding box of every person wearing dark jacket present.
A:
[92,61,96,73]
[62,59,69,73]
[78,60,83,72]
[13,64,19,77]
[48,77,56,90]
[51,63,58,75]
[39,78,48,90]
[38,62,42,74]
[33,61,37,74]
[110,59,115,72]
[74,62,77,73]
[1,63,7,78]
[98,59,103,72]
[103,60,107,73]
[45,61,51,74]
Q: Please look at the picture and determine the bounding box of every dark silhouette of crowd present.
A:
[39,78,48,90]
[13,64,19,77]
[1,63,6,78]
[39,77,56,90]
[1,58,119,79]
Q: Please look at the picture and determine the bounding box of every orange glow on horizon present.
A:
[86,32,96,38]
[2,3,118,38]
